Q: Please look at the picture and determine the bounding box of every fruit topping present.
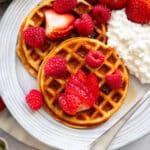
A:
[105,69,123,90]
[58,93,81,115]
[74,13,94,36]
[86,51,104,68]
[92,4,111,24]
[99,0,127,10]
[25,89,43,111]
[45,9,75,40]
[23,27,45,48]
[44,55,67,78]
[58,70,100,115]
[87,0,99,5]
[125,0,150,24]
[53,0,77,14]
[0,97,5,112]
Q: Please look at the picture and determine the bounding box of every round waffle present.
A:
[16,0,107,78]
[38,37,129,128]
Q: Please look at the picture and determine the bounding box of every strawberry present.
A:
[58,93,81,115]
[45,9,75,40]
[99,0,127,9]
[125,0,150,24]
[87,74,100,101]
[53,0,77,14]
[0,97,6,112]
[58,70,100,115]
[105,70,123,89]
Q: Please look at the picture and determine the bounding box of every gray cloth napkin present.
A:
[0,110,53,150]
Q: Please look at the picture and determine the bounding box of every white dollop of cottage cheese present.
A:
[107,9,150,84]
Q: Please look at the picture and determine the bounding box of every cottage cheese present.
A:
[107,9,150,84]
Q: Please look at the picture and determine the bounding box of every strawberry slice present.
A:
[45,9,75,40]
[58,70,100,115]
[58,93,81,115]
[87,74,100,101]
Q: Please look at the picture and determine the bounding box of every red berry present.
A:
[105,70,123,89]
[87,0,99,5]
[86,51,104,68]
[0,97,5,112]
[25,89,43,111]
[125,0,150,24]
[58,93,81,115]
[44,55,67,78]
[92,4,111,24]
[23,27,45,48]
[74,14,94,36]
[45,9,75,40]
[58,70,100,115]
[53,0,77,14]
[99,0,127,10]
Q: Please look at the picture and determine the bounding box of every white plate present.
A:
[0,0,150,150]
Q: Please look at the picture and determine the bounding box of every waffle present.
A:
[38,37,129,128]
[16,0,107,78]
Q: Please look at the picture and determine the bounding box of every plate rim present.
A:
[0,0,150,150]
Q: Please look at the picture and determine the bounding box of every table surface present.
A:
[0,1,150,150]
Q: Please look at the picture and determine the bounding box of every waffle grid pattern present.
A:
[38,38,128,128]
[16,0,107,78]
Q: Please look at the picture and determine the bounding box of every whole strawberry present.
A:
[105,70,123,89]
[92,4,111,24]
[74,14,94,36]
[23,27,45,48]
[53,0,77,14]
[125,0,150,24]
[25,89,43,111]
[99,0,127,9]
[0,97,5,112]
[44,55,67,78]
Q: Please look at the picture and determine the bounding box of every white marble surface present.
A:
[0,1,150,150]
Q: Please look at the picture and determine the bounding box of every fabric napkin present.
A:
[0,109,53,150]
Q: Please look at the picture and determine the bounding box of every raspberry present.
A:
[86,51,105,68]
[92,4,111,24]
[105,70,123,89]
[74,14,94,36]
[0,97,6,112]
[23,27,45,48]
[44,55,67,78]
[53,0,77,14]
[25,89,43,111]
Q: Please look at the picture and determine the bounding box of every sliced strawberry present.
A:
[87,74,100,100]
[58,70,100,115]
[58,93,81,115]
[45,9,75,40]
[75,70,87,83]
